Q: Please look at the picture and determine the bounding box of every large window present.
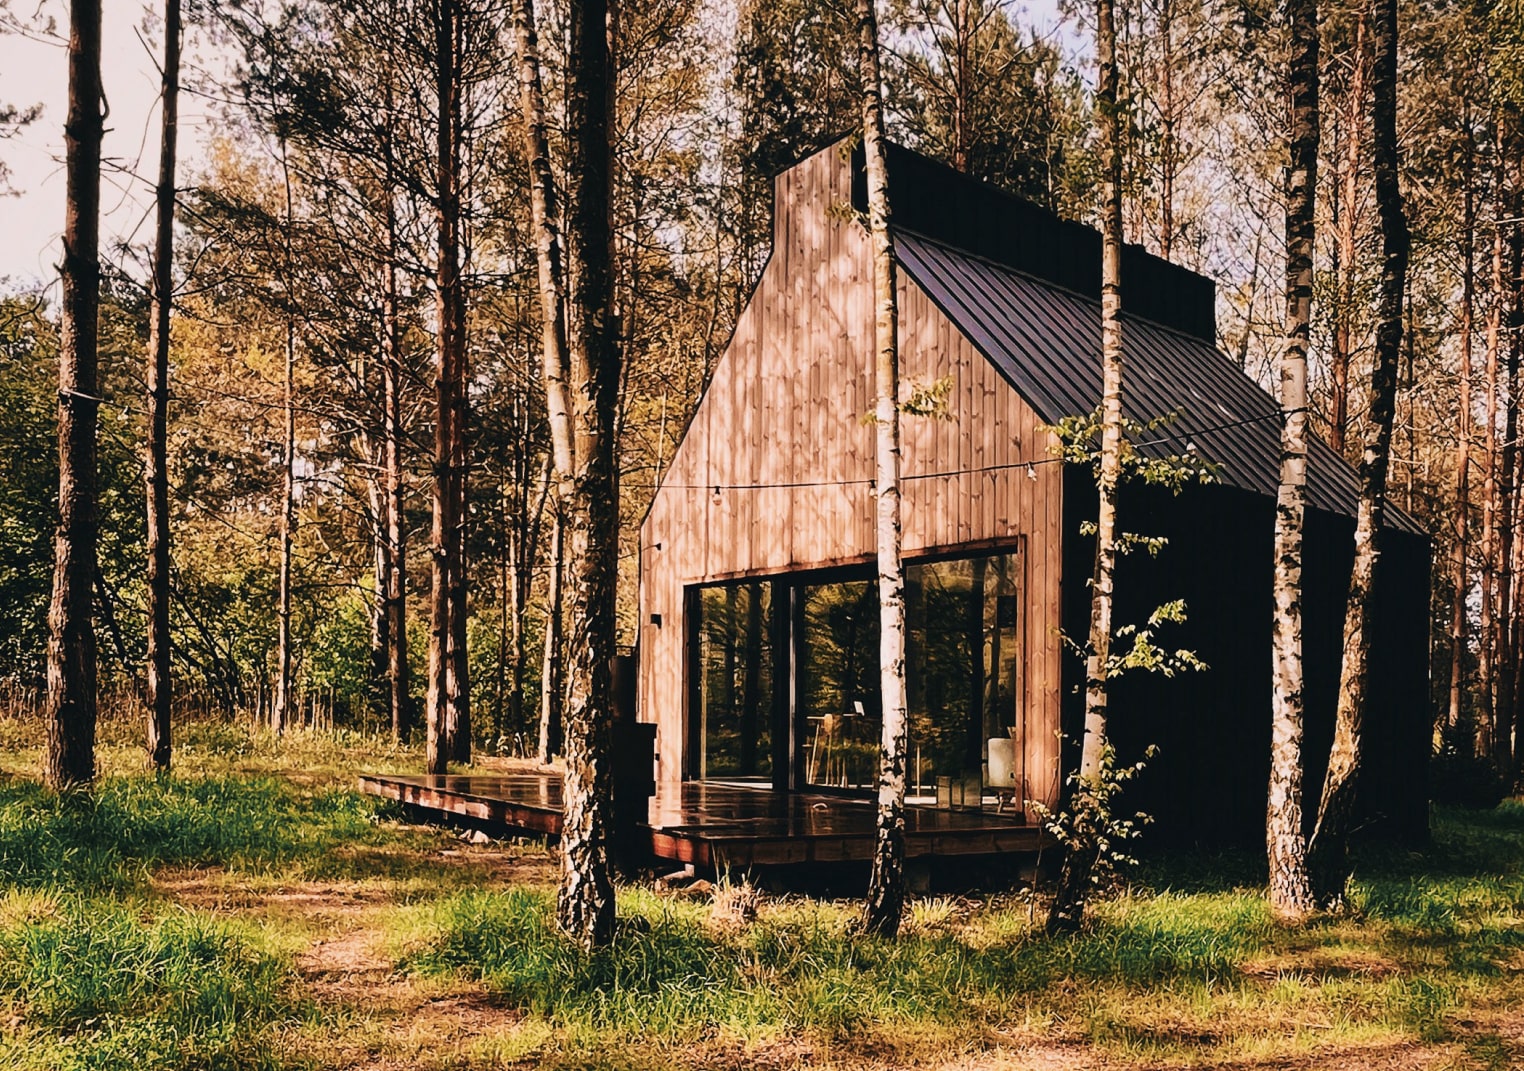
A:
[692,582,774,783]
[688,549,1022,807]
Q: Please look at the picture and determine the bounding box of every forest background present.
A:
[0,0,1518,774]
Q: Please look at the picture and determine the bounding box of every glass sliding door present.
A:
[905,554,1021,806]
[798,578,882,790]
[686,547,1022,810]
[692,582,774,784]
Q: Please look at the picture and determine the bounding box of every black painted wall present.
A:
[1059,466,1432,848]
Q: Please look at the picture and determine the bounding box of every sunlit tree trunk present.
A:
[1309,0,1408,906]
[1048,0,1125,937]
[1328,11,1365,459]
[555,0,621,950]
[45,0,104,791]
[145,0,181,772]
[857,0,909,941]
[513,0,573,768]
[1267,0,1319,922]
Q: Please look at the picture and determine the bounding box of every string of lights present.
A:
[642,406,1292,494]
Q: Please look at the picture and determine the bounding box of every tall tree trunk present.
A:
[1504,211,1523,784]
[1308,0,1408,906]
[1267,0,1319,922]
[1047,0,1125,937]
[1479,215,1504,761]
[449,469,471,762]
[1328,11,1365,458]
[370,473,391,727]
[1447,130,1476,745]
[383,208,410,745]
[45,0,103,792]
[555,0,621,950]
[857,0,909,941]
[382,0,411,747]
[1157,0,1176,261]
[427,0,462,774]
[145,0,181,772]
[273,140,297,737]
[513,0,573,771]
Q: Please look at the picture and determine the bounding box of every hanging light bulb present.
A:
[1026,463,1038,481]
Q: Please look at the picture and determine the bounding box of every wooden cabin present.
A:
[635,139,1431,850]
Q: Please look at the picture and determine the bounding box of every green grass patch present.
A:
[0,774,389,892]
[0,894,294,1071]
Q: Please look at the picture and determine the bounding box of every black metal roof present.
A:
[895,229,1424,535]
[853,142,1217,342]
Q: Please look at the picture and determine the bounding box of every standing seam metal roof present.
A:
[894,229,1425,536]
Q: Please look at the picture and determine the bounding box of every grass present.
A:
[0,894,293,1071]
[0,710,1522,1068]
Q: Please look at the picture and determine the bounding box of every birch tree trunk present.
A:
[556,0,620,950]
[1308,0,1408,906]
[856,0,910,941]
[145,0,181,772]
[1047,0,1125,937]
[1267,0,1319,922]
[1328,12,1365,459]
[44,0,104,792]
[513,0,573,769]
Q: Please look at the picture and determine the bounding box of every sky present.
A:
[0,0,1071,291]
[0,2,229,289]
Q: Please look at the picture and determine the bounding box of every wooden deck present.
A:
[359,774,1045,868]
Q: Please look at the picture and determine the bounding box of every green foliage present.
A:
[0,295,58,682]
[305,594,375,709]
[0,899,291,1071]
[1046,408,1221,491]
[1033,743,1157,893]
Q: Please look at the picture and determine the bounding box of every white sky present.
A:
[0,0,1072,291]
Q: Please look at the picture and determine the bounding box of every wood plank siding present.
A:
[638,145,1064,815]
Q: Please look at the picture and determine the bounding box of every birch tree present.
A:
[1308,0,1408,905]
[1046,0,1126,937]
[146,0,183,771]
[857,0,910,940]
[1266,0,1319,921]
[44,0,104,791]
[510,0,573,764]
